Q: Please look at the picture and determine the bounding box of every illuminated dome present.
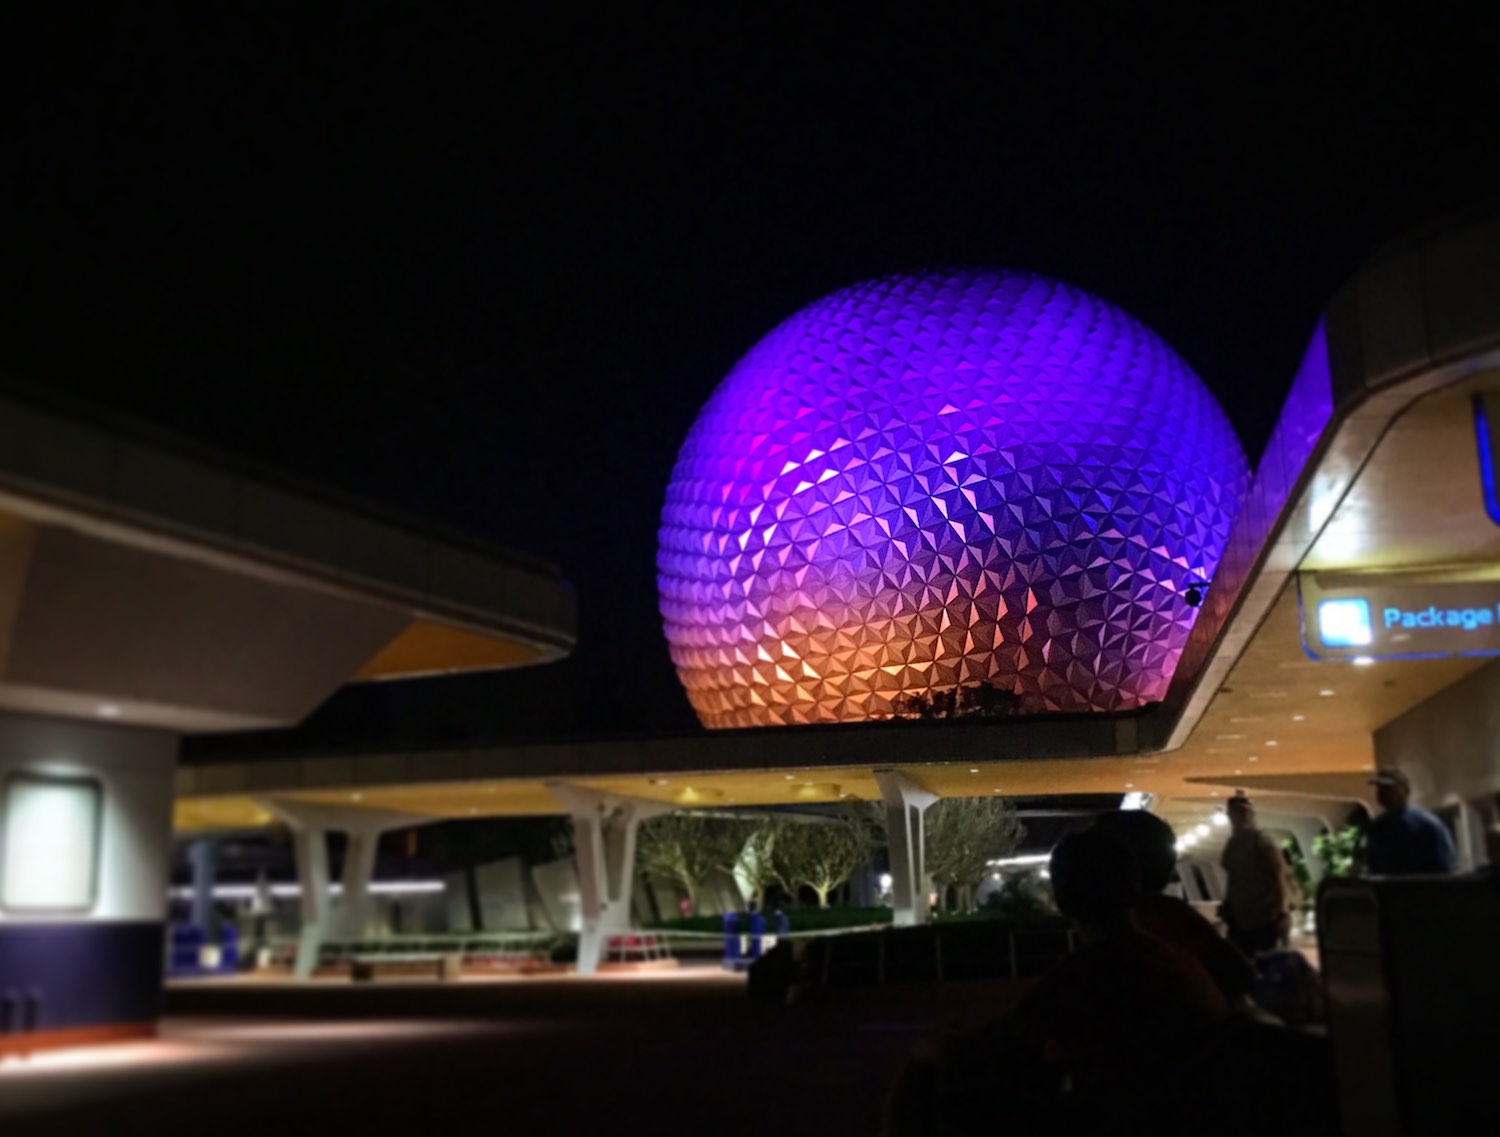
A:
[659,269,1248,728]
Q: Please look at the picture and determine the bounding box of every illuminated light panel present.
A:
[166,881,445,900]
[1317,597,1374,647]
[2,776,101,911]
[659,270,1247,727]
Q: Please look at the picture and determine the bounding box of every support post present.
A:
[874,769,937,927]
[261,798,426,980]
[547,784,671,975]
[338,828,382,939]
[290,825,330,979]
[187,837,218,936]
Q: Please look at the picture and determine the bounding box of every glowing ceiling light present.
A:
[1212,811,1229,828]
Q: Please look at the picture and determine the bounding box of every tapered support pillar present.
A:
[874,769,937,927]
[548,784,672,975]
[261,798,426,980]
[338,828,382,939]
[289,825,331,979]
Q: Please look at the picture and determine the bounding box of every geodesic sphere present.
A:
[658,269,1247,728]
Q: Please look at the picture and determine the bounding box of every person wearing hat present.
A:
[1219,793,1294,956]
[1366,768,1457,875]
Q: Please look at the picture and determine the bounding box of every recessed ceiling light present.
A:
[351,793,363,802]
[1234,769,1242,775]
[969,768,979,774]
[784,774,796,780]
[1248,756,1259,762]
[1291,714,1306,722]
[96,703,121,718]
[1353,656,1375,667]
[992,788,1001,793]
[1125,783,1133,789]
[469,808,478,816]
[1319,689,1335,697]
[1265,740,1278,747]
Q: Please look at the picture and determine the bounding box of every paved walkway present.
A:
[0,971,1015,1136]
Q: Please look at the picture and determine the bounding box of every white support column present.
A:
[289,825,331,979]
[339,828,382,939]
[874,769,938,927]
[261,798,427,980]
[547,784,671,975]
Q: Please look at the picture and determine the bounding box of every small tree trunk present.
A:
[465,863,484,932]
[815,884,832,908]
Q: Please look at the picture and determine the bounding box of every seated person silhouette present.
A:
[1092,808,1257,1005]
[883,829,1228,1137]
[1015,829,1229,1106]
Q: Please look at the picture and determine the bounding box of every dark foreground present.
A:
[0,972,1018,1137]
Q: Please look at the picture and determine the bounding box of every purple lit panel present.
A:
[659,270,1249,728]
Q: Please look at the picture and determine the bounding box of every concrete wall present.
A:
[1375,659,1500,869]
[0,711,177,1041]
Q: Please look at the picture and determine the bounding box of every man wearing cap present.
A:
[1219,792,1294,955]
[1366,768,1457,875]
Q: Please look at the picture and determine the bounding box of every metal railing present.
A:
[264,930,569,970]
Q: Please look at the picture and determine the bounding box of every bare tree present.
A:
[636,812,739,912]
[730,818,784,909]
[773,809,878,908]
[924,797,1026,914]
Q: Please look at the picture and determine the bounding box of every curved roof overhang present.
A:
[0,385,576,732]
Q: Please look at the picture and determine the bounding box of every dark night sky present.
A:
[0,7,1497,750]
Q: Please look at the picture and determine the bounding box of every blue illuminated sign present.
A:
[1317,598,1372,647]
[1381,604,1494,632]
[1300,572,1500,663]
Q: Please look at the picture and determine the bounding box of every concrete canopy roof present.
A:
[0,384,575,732]
[175,214,1500,828]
